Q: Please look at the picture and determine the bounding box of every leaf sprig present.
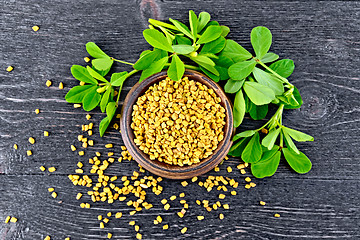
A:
[64,10,314,178]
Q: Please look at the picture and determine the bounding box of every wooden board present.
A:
[0,0,359,239]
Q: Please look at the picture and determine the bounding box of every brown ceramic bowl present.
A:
[120,70,234,179]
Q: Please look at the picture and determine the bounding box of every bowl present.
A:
[120,70,234,179]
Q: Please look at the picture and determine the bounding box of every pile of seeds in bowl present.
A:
[131,76,226,166]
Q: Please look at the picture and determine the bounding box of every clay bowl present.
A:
[120,70,234,179]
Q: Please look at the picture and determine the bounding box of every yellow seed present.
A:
[74,104,81,108]
[170,195,176,201]
[44,236,51,240]
[227,166,232,172]
[98,215,103,221]
[136,233,142,239]
[115,212,122,218]
[28,137,35,144]
[26,150,32,156]
[48,188,54,192]
[161,199,167,204]
[231,191,237,196]
[39,166,46,171]
[245,177,251,182]
[10,217,17,223]
[86,114,91,120]
[163,224,169,230]
[85,203,90,208]
[58,82,64,89]
[250,182,256,187]
[130,210,136,215]
[107,212,112,217]
[51,192,57,198]
[44,131,49,136]
[260,201,266,206]
[219,194,225,199]
[214,166,220,172]
[48,167,56,172]
[5,216,10,223]
[70,145,76,151]
[100,222,104,228]
[181,181,188,187]
[274,213,280,218]
[244,163,249,167]
[78,151,84,156]
[129,220,136,226]
[107,233,112,239]
[32,25,39,31]
[35,109,40,114]
[191,176,198,182]
[46,80,52,87]
[76,193,82,200]
[84,57,90,62]
[65,238,70,240]
[77,162,83,168]
[156,216,162,223]
[177,212,184,218]
[197,216,204,221]
[105,144,113,148]
[88,130,93,136]
[181,227,187,234]
[103,218,109,223]
[13,144,18,150]
[223,204,229,209]
[240,169,246,174]
[88,140,94,146]
[245,184,251,189]
[6,66,13,72]
[164,203,170,210]
[179,193,185,198]
[219,213,224,220]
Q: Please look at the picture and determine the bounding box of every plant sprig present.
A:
[64,10,314,178]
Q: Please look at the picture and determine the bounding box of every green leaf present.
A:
[241,132,263,163]
[65,85,95,103]
[197,26,222,44]
[282,127,314,142]
[169,18,193,39]
[269,59,295,78]
[251,147,281,178]
[249,102,268,120]
[221,40,252,62]
[244,94,251,113]
[134,49,163,70]
[172,45,195,55]
[71,65,98,84]
[252,67,284,95]
[86,66,109,83]
[158,26,175,45]
[190,55,215,66]
[100,88,111,112]
[167,54,185,81]
[86,42,109,59]
[233,90,246,127]
[283,129,300,154]
[262,128,280,150]
[99,116,110,137]
[189,10,198,39]
[106,102,117,119]
[282,148,312,174]
[93,66,111,77]
[110,71,128,87]
[201,36,226,54]
[199,67,219,82]
[140,50,152,57]
[233,130,256,141]
[224,79,244,93]
[260,52,279,63]
[228,60,257,80]
[143,29,173,52]
[139,56,169,82]
[243,81,276,105]
[92,58,113,71]
[220,25,230,37]
[214,54,234,68]
[228,137,251,157]
[284,87,303,109]
[82,87,101,111]
[251,26,272,59]
[197,12,211,32]
[175,35,192,45]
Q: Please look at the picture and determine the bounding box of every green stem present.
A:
[148,19,178,31]
[279,131,284,148]
[112,58,134,66]
[115,69,139,107]
[256,59,291,85]
[255,104,285,132]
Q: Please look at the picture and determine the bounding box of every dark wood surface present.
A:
[0,0,359,239]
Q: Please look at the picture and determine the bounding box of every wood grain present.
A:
[0,0,359,239]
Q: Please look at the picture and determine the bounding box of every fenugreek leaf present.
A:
[260,52,279,63]
[143,29,174,52]
[197,12,211,32]
[251,26,272,59]
[233,130,256,141]
[71,65,98,84]
[241,132,262,163]
[92,58,114,71]
[282,127,314,142]
[139,56,169,82]
[197,26,223,44]
[190,55,215,66]
[282,148,312,174]
[228,137,251,157]
[86,42,109,59]
[169,18,193,39]
[284,87,303,109]
[251,146,281,178]
[262,128,281,150]
[100,88,111,113]
[201,36,226,54]
[249,102,268,120]
[228,60,257,80]
[172,45,195,55]
[233,90,246,127]
[224,79,244,93]
[175,35,192,45]
[134,49,162,70]
[221,40,252,62]
[106,102,117,119]
[243,81,276,105]
[110,71,128,87]
[220,26,230,37]
[93,66,111,77]
[99,116,110,137]
[65,85,95,103]
[189,10,198,39]
[252,67,284,95]
[200,67,220,82]
[283,129,300,154]
[269,59,295,78]
[87,66,109,83]
[82,87,101,111]
[168,54,185,81]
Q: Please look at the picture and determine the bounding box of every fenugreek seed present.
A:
[179,193,185,198]
[84,57,90,63]
[107,233,112,239]
[74,104,81,108]
[107,212,112,217]
[197,216,204,221]
[245,184,251,189]
[44,131,49,136]
[6,66,13,72]
[48,188,54,192]
[181,181,188,187]
[100,222,104,228]
[77,162,83,168]
[78,151,84,156]
[70,145,76,151]
[219,194,225,199]
[130,210,136,215]
[86,114,91,120]
[260,201,266,206]
[26,150,32,156]
[85,203,90,208]
[245,177,251,182]
[51,192,57,198]
[79,81,85,86]
[59,82,64,89]
[274,213,280,218]
[231,191,237,195]
[196,200,201,205]
[219,213,224,220]
[115,212,122,218]
[32,25,39,31]
[161,199,167,204]
[88,140,94,146]
[136,233,142,239]
[156,216,162,223]
[9,217,17,223]
[35,109,40,114]
[191,176,198,182]
[163,224,169,230]
[170,195,176,201]
[177,212,184,218]
[181,227,187,234]
[164,203,170,210]
[240,169,246,174]
[5,216,11,223]
[76,193,82,200]
[214,167,220,172]
[13,144,18,150]
[227,166,232,172]
[39,166,46,171]
[65,238,70,240]
[46,80,52,87]
[44,236,51,240]
[244,163,249,167]
[250,182,256,187]
[105,144,113,148]
[48,167,56,172]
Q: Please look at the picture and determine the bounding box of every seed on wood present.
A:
[32,25,39,31]
[46,80,52,87]
[6,66,13,72]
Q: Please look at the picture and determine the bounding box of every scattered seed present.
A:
[84,57,90,62]
[26,150,32,156]
[48,167,56,172]
[197,216,204,221]
[107,233,112,239]
[219,213,224,220]
[100,222,104,228]
[35,109,40,114]
[260,201,266,206]
[181,227,187,234]
[48,188,54,192]
[274,213,280,218]
[163,224,169,230]
[32,25,39,31]
[13,144,18,150]
[46,80,52,87]
[59,82,64,89]
[105,144,113,148]
[219,194,225,199]
[115,212,122,218]
[6,66,13,72]
[44,131,49,136]
[245,177,251,182]
[4,216,11,223]
[74,104,81,108]
[40,166,46,171]
[136,233,142,239]
[28,137,35,144]
[44,236,51,240]
[51,192,57,198]
[227,166,232,172]
[76,193,82,200]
